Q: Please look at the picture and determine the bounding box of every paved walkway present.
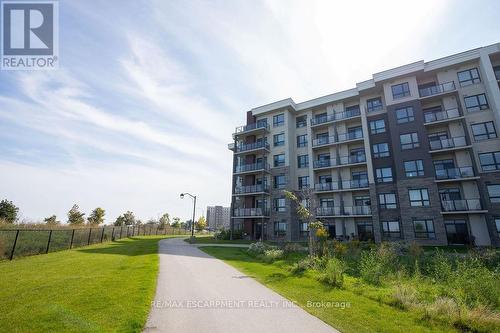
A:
[144,238,339,333]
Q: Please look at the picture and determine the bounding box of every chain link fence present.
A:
[0,225,189,260]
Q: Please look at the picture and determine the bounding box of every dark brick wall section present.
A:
[477,171,500,246]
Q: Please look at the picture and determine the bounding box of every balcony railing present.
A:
[234,122,269,134]
[234,162,269,173]
[341,179,369,189]
[424,108,460,124]
[313,155,366,169]
[314,179,368,192]
[311,109,361,126]
[343,206,372,215]
[312,136,336,146]
[441,199,483,212]
[315,182,340,192]
[429,136,468,151]
[234,184,269,194]
[233,208,270,217]
[312,132,363,147]
[419,81,456,98]
[435,166,475,180]
[315,206,371,216]
[236,141,269,153]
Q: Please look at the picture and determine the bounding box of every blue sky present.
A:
[1,0,499,223]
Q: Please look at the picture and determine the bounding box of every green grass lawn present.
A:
[0,235,181,333]
[201,246,459,333]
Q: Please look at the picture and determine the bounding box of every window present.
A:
[273,113,285,127]
[297,154,309,168]
[379,193,397,209]
[409,189,430,207]
[400,132,419,150]
[274,220,287,236]
[396,106,415,124]
[487,185,500,203]
[345,105,360,116]
[372,143,390,158]
[273,133,285,146]
[404,160,424,177]
[274,198,286,212]
[296,115,307,128]
[391,82,410,99]
[369,119,386,134]
[376,167,393,183]
[413,219,435,239]
[496,218,500,237]
[495,66,500,80]
[381,220,401,239]
[479,151,500,171]
[299,222,309,236]
[298,176,310,189]
[274,175,286,189]
[273,154,285,167]
[471,121,497,141]
[457,68,480,86]
[297,134,308,148]
[367,97,383,112]
[464,94,488,112]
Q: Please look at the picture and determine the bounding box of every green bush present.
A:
[359,249,384,285]
[262,249,284,263]
[247,242,272,256]
[318,257,346,288]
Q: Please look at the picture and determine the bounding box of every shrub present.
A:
[427,297,461,322]
[215,228,243,240]
[426,249,454,282]
[333,241,348,258]
[282,242,303,254]
[289,256,319,275]
[247,242,271,256]
[391,284,418,310]
[262,249,284,263]
[318,257,346,288]
[360,249,384,285]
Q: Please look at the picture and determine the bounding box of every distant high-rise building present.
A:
[206,206,231,230]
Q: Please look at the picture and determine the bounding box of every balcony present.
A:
[312,131,363,148]
[424,108,462,125]
[434,166,479,182]
[233,184,270,195]
[233,162,270,175]
[316,206,371,217]
[314,180,369,192]
[232,208,270,218]
[233,122,270,137]
[419,81,456,98]
[440,199,487,214]
[310,109,361,127]
[429,136,470,153]
[234,141,270,154]
[313,154,366,170]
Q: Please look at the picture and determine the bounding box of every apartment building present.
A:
[228,43,500,247]
[206,206,231,231]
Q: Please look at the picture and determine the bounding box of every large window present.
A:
[296,115,307,128]
[297,154,309,168]
[409,189,430,207]
[376,167,393,183]
[367,97,383,112]
[381,220,401,239]
[373,142,390,158]
[273,154,285,167]
[273,133,285,146]
[274,198,286,212]
[396,106,415,124]
[471,121,497,141]
[369,119,386,134]
[297,134,308,147]
[298,176,310,189]
[400,132,419,150]
[413,219,435,239]
[457,68,480,86]
[274,220,287,236]
[379,193,397,209]
[391,82,410,99]
[273,113,285,127]
[274,175,286,189]
[496,218,500,237]
[404,160,424,177]
[464,94,488,112]
[479,151,500,171]
[487,185,500,203]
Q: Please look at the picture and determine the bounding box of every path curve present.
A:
[144,237,339,333]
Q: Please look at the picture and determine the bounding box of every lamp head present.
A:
[180,193,185,199]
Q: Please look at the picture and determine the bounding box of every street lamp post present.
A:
[180,192,197,242]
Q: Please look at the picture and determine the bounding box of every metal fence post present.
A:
[120,226,123,238]
[9,230,20,260]
[87,228,92,245]
[70,229,75,249]
[46,230,53,254]
[100,227,105,243]
[111,227,115,240]
[132,226,135,236]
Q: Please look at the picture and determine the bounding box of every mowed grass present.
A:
[186,235,253,244]
[0,235,180,333]
[201,246,457,333]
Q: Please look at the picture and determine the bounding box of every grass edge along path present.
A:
[201,246,458,333]
[0,235,181,333]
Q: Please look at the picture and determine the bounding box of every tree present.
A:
[114,215,126,226]
[284,189,323,256]
[67,204,85,225]
[196,216,207,231]
[44,215,60,225]
[0,199,19,224]
[171,217,180,228]
[158,213,170,228]
[87,207,105,225]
